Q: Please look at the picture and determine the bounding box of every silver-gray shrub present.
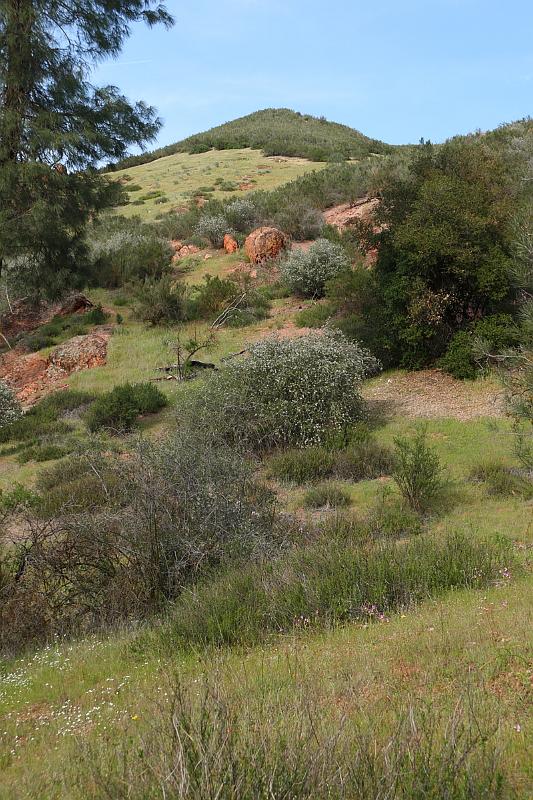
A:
[224,198,257,232]
[194,214,231,247]
[0,380,22,428]
[189,330,380,450]
[279,238,351,297]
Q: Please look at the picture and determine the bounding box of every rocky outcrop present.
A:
[0,332,110,407]
[244,227,289,264]
[170,240,201,261]
[223,234,239,254]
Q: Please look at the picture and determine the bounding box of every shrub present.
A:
[440,314,520,379]
[280,239,351,297]
[268,447,335,483]
[273,201,324,240]
[470,460,533,499]
[88,218,173,288]
[85,382,167,432]
[188,330,379,451]
[439,331,478,379]
[136,275,188,326]
[366,492,423,539]
[303,482,352,508]
[85,303,108,325]
[0,380,22,428]
[0,433,286,652]
[295,301,334,328]
[392,429,445,513]
[0,389,93,443]
[224,198,257,232]
[194,214,231,247]
[187,275,238,319]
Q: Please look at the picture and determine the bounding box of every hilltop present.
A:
[109,108,395,171]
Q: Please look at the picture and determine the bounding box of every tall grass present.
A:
[77,677,510,800]
[162,530,513,649]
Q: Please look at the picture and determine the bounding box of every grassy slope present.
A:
[110,108,393,171]
[0,251,531,795]
[107,147,326,221]
[0,425,530,795]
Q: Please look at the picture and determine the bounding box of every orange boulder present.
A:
[244,227,288,264]
[223,234,239,254]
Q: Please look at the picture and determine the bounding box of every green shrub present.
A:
[188,275,238,319]
[295,301,334,328]
[303,482,352,508]
[0,390,93,443]
[268,446,335,483]
[273,201,324,241]
[439,331,478,379]
[392,429,445,513]
[440,314,520,379]
[136,275,188,326]
[85,303,108,325]
[85,382,167,432]
[366,494,423,539]
[88,217,173,288]
[17,443,67,464]
[225,198,257,232]
[165,530,513,648]
[188,330,379,451]
[0,380,22,429]
[470,460,533,499]
[280,239,351,297]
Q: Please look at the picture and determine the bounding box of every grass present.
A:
[107,148,326,221]
[0,576,530,797]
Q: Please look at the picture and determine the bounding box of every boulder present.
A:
[244,226,289,264]
[223,234,239,254]
[48,333,108,374]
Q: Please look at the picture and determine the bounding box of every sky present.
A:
[93,0,533,149]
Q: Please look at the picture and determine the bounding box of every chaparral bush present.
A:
[280,239,351,297]
[187,329,379,450]
[85,382,167,432]
[224,197,257,232]
[0,380,22,429]
[194,214,231,247]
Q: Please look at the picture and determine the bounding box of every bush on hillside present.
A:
[0,381,22,428]
[280,239,351,297]
[440,314,520,379]
[268,447,336,483]
[0,433,287,652]
[194,214,231,248]
[89,218,173,288]
[187,330,379,450]
[135,275,188,326]
[85,382,167,432]
[470,460,533,499]
[392,429,445,513]
[224,198,257,232]
[164,529,513,648]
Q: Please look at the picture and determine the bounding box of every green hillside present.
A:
[109,108,394,171]
[107,147,327,220]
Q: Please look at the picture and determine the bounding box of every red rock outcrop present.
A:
[223,234,239,254]
[244,227,289,264]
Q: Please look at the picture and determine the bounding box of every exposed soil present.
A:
[363,370,505,420]
[323,197,379,230]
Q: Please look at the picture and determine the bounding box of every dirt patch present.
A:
[363,370,505,420]
[323,197,379,231]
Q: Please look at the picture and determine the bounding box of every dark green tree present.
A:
[0,0,173,299]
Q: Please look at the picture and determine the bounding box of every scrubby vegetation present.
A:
[1,81,532,797]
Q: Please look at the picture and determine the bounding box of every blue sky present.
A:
[94,0,532,148]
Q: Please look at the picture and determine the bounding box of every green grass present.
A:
[107,147,327,221]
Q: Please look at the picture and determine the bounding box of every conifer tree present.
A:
[0,1,173,298]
